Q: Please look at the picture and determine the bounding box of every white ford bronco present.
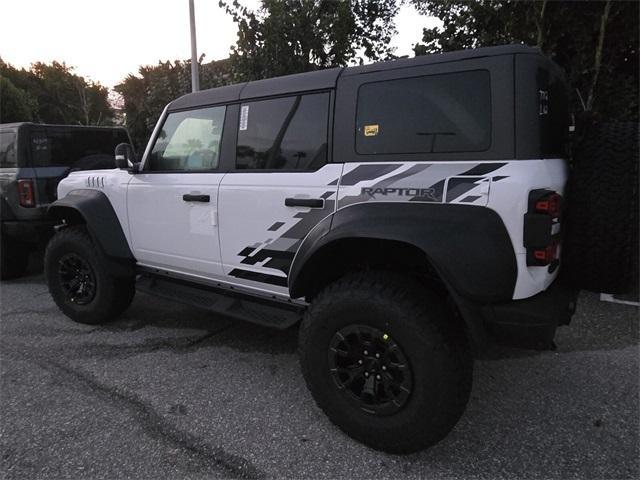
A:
[45,45,581,453]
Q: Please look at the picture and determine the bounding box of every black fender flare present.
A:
[48,189,134,268]
[288,202,518,304]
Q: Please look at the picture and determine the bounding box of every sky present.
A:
[0,0,440,89]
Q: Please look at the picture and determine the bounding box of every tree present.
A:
[115,58,233,150]
[116,0,400,149]
[0,76,37,123]
[0,59,115,125]
[410,0,638,121]
[29,61,114,125]
[220,0,399,81]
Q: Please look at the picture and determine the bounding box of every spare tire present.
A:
[562,122,639,294]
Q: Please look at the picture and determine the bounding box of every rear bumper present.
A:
[1,219,56,245]
[483,281,578,349]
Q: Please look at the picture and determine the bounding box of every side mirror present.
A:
[114,143,135,169]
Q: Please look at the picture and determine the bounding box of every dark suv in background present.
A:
[0,123,131,279]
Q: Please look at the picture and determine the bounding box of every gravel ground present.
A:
[0,263,638,479]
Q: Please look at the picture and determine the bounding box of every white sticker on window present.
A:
[239,105,249,131]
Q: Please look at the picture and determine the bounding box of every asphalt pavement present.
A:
[0,263,638,479]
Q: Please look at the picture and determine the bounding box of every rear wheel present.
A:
[298,271,472,453]
[0,235,29,280]
[45,226,135,324]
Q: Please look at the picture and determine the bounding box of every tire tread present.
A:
[45,226,134,324]
[298,271,472,453]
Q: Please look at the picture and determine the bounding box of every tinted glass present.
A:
[0,131,17,168]
[540,69,568,156]
[30,129,129,168]
[236,93,329,170]
[356,70,491,154]
[148,106,226,171]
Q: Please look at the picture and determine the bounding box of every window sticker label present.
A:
[239,105,249,131]
[364,124,379,137]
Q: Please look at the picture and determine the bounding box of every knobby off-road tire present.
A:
[563,122,639,293]
[0,236,29,280]
[45,226,135,324]
[298,271,473,454]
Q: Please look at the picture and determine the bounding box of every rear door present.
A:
[126,105,228,278]
[218,92,342,295]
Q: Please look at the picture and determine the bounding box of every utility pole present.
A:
[189,0,200,92]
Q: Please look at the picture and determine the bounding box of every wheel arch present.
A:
[288,202,519,352]
[289,202,517,301]
[290,236,443,300]
[48,189,134,262]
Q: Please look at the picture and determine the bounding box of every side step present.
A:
[136,274,304,330]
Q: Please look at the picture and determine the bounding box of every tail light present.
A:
[524,189,562,268]
[533,238,559,263]
[534,192,562,218]
[17,179,36,208]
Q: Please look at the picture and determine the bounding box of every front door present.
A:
[127,105,227,279]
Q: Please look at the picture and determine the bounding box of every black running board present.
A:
[136,274,303,330]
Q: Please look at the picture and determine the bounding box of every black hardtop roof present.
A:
[168,67,342,111]
[342,44,540,76]
[168,44,542,111]
[0,122,127,132]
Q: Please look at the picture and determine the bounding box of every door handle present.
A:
[183,194,210,202]
[285,198,324,208]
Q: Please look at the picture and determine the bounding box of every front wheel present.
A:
[298,272,472,454]
[45,226,135,324]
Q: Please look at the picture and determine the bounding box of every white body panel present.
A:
[56,157,567,302]
[126,173,225,278]
[218,164,343,296]
[56,168,133,245]
[486,159,568,299]
[334,158,568,300]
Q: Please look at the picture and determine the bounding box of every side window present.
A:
[31,131,56,166]
[30,129,129,169]
[356,70,491,155]
[236,92,329,170]
[147,106,226,171]
[0,131,17,168]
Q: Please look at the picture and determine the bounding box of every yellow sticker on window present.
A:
[364,124,379,137]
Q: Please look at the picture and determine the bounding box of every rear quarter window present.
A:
[0,130,18,168]
[539,69,569,156]
[356,70,491,155]
[30,129,129,169]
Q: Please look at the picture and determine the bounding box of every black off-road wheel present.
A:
[563,122,639,293]
[45,226,135,324]
[0,235,30,280]
[298,272,472,454]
